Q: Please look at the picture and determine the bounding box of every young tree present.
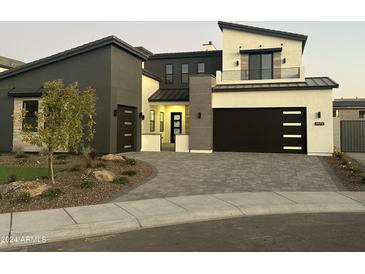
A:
[19,80,97,184]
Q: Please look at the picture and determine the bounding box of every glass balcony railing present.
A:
[221,67,301,81]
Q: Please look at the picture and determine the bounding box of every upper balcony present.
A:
[216,67,305,85]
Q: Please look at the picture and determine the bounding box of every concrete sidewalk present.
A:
[1,191,365,250]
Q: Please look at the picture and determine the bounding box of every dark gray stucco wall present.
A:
[189,75,215,151]
[0,46,112,153]
[110,45,143,153]
[144,54,222,89]
[0,88,14,151]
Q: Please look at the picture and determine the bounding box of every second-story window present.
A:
[181,64,189,84]
[249,53,273,80]
[359,111,365,119]
[198,63,205,73]
[165,64,173,84]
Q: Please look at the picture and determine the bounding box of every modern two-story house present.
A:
[141,21,338,156]
[0,21,338,156]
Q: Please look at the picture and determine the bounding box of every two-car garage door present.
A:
[213,107,307,154]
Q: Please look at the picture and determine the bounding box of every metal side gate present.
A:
[341,120,365,152]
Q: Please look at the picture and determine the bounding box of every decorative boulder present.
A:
[100,154,124,162]
[0,181,51,198]
[93,170,117,182]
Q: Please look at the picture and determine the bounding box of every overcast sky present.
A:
[0,21,364,99]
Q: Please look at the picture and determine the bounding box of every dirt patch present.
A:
[0,153,152,214]
[324,154,365,191]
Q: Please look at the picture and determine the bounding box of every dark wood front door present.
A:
[170,112,182,143]
[117,105,136,153]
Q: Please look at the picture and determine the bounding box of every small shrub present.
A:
[85,161,92,169]
[112,177,129,185]
[80,178,96,189]
[55,154,70,160]
[333,150,344,159]
[68,164,81,172]
[14,151,28,159]
[95,162,107,169]
[7,174,17,183]
[122,156,136,166]
[88,148,97,160]
[341,159,348,166]
[42,188,62,200]
[16,192,31,203]
[121,170,136,176]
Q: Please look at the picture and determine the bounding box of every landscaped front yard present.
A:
[0,152,152,214]
[325,151,365,191]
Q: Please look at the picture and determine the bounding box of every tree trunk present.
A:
[48,148,55,184]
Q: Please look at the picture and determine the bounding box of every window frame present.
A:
[181,63,189,84]
[359,110,365,119]
[248,52,273,80]
[160,112,164,132]
[22,100,39,132]
[165,64,173,84]
[149,110,155,132]
[198,63,205,74]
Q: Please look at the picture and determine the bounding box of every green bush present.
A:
[14,151,28,159]
[122,156,136,166]
[94,162,107,169]
[121,170,136,176]
[16,192,31,203]
[80,178,96,189]
[333,149,344,159]
[42,188,62,200]
[68,164,81,172]
[341,159,348,166]
[112,177,129,185]
[55,154,70,160]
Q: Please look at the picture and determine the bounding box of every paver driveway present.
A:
[114,152,341,202]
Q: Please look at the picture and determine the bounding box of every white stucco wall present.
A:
[141,74,160,134]
[222,28,303,74]
[212,89,334,156]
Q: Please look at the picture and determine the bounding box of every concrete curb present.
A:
[1,191,365,250]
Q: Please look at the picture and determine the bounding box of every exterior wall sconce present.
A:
[113,109,117,116]
[282,58,286,64]
[317,112,321,119]
[197,112,202,119]
[236,60,239,66]
[139,112,145,120]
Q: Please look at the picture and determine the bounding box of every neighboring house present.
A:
[0,56,24,72]
[333,98,365,120]
[0,21,339,155]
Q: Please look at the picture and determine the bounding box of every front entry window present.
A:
[22,100,39,132]
[150,110,155,132]
[249,53,273,80]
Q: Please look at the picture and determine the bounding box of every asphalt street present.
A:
[7,212,365,252]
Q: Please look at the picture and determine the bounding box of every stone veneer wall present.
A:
[189,75,215,151]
